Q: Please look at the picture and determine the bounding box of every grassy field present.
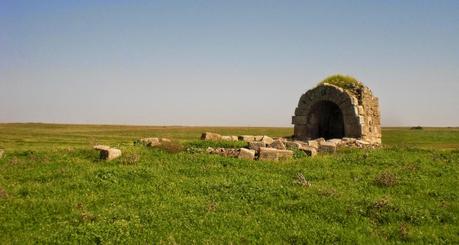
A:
[0,123,458,243]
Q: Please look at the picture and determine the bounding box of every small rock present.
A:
[316,138,326,144]
[160,138,172,143]
[307,140,319,149]
[230,136,239,141]
[0,149,4,158]
[239,135,255,142]
[300,146,318,157]
[201,132,222,141]
[225,149,240,158]
[249,141,266,151]
[214,148,226,156]
[285,141,302,149]
[238,148,255,160]
[260,136,274,145]
[206,147,215,153]
[356,140,371,148]
[137,138,161,146]
[97,147,122,161]
[319,142,337,153]
[270,139,286,150]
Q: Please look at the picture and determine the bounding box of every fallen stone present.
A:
[0,149,4,158]
[95,147,122,161]
[316,138,326,144]
[93,145,111,151]
[249,141,266,151]
[307,140,319,149]
[160,138,172,143]
[214,148,226,156]
[301,146,318,157]
[277,149,294,160]
[239,135,255,142]
[356,140,371,148]
[225,148,240,158]
[261,136,274,145]
[138,137,161,146]
[221,135,239,141]
[221,136,232,141]
[285,141,302,149]
[201,132,222,141]
[270,139,286,150]
[258,147,293,161]
[254,135,264,141]
[258,147,278,161]
[319,142,337,153]
[206,147,214,153]
[238,148,255,160]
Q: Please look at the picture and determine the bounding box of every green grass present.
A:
[319,74,364,96]
[0,124,458,243]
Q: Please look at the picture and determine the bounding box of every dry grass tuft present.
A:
[374,171,398,187]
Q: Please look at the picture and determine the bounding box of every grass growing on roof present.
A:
[319,74,364,96]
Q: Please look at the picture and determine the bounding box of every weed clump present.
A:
[121,153,140,165]
[410,126,423,130]
[319,74,364,97]
[375,171,398,187]
[293,173,311,188]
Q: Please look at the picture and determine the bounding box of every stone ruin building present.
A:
[292,75,381,144]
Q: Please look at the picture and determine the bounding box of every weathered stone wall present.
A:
[292,82,381,144]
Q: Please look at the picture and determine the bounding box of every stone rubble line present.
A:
[201,132,380,161]
[89,132,379,161]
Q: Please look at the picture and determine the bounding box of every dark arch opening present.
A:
[306,100,345,139]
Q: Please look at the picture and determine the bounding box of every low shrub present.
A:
[374,171,398,187]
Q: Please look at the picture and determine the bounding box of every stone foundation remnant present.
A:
[292,75,381,145]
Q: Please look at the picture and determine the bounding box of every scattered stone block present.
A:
[356,139,371,148]
[277,149,293,160]
[221,136,232,141]
[319,142,337,153]
[238,148,255,160]
[258,147,279,161]
[138,137,161,146]
[239,135,255,142]
[94,145,122,161]
[270,139,286,150]
[201,132,222,141]
[301,146,318,157]
[249,141,266,151]
[307,140,319,149]
[220,135,239,141]
[259,147,293,161]
[285,141,302,149]
[93,145,111,151]
[261,136,274,145]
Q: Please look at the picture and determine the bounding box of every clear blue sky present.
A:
[1,1,458,126]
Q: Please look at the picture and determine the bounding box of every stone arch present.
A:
[292,83,362,140]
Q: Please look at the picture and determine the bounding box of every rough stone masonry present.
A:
[292,77,381,144]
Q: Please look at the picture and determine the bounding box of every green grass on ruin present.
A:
[319,74,365,96]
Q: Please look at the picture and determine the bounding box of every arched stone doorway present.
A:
[306,100,344,139]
